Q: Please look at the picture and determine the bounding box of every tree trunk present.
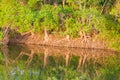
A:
[44,27,49,43]
[62,0,65,7]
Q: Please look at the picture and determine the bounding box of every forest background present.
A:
[0,0,120,50]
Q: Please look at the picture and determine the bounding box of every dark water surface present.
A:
[0,44,120,80]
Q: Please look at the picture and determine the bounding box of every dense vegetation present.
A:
[0,0,120,50]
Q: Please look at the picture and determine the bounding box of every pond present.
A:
[0,44,120,80]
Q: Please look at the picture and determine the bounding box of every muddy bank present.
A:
[8,31,108,50]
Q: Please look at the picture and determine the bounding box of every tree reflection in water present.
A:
[0,44,120,80]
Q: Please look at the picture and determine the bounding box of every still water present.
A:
[0,44,120,80]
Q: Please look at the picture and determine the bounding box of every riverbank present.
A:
[8,31,108,50]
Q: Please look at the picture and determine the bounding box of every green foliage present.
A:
[0,0,120,50]
[0,51,3,60]
[0,0,19,27]
[0,31,3,40]
[38,5,58,31]
[64,17,79,37]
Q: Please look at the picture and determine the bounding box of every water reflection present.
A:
[0,44,120,80]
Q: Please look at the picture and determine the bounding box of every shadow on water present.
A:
[0,44,120,80]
